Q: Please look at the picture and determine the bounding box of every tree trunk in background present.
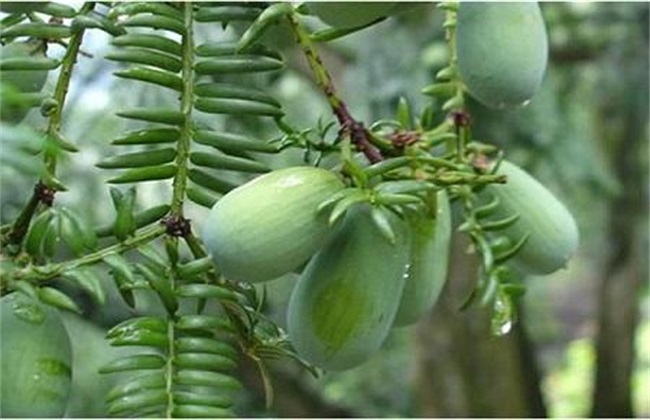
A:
[414,234,547,417]
[590,126,646,417]
[592,240,645,418]
[591,12,649,414]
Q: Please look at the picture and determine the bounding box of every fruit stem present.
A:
[286,12,383,163]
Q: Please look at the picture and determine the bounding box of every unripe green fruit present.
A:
[202,167,345,283]
[308,2,396,29]
[1,293,72,417]
[394,189,451,327]
[287,204,411,371]
[485,161,579,275]
[457,2,548,109]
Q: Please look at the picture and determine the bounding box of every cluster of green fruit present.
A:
[0,2,572,408]
[309,1,549,110]
[201,162,578,371]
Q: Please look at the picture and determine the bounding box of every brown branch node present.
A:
[161,214,191,237]
[34,182,56,206]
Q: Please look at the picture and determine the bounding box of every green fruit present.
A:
[457,3,548,108]
[287,204,411,371]
[61,313,137,417]
[393,189,451,327]
[202,166,345,283]
[485,160,579,275]
[1,293,72,417]
[308,2,396,29]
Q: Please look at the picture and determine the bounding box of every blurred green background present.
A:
[1,2,648,418]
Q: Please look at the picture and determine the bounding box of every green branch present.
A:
[170,1,195,215]
[165,318,176,417]
[2,225,165,287]
[45,1,95,173]
[4,3,95,250]
[3,192,39,247]
[165,3,196,414]
[286,12,383,163]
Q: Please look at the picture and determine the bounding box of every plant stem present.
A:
[170,1,195,216]
[45,2,94,173]
[3,3,94,250]
[165,4,196,414]
[439,4,468,161]
[164,316,176,418]
[184,232,208,259]
[286,13,383,163]
[2,225,165,287]
[3,193,39,247]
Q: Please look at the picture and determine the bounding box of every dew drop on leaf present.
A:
[490,292,513,336]
[492,317,512,336]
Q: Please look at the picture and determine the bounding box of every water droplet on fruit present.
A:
[518,99,532,108]
[33,373,42,382]
[401,264,411,281]
[12,301,45,324]
[492,318,512,336]
[276,173,304,188]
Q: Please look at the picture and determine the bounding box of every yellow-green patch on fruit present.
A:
[308,2,396,29]
[287,204,411,371]
[485,160,579,275]
[1,293,72,417]
[394,189,451,327]
[202,166,345,283]
[457,3,548,108]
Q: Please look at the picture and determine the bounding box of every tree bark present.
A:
[414,233,547,417]
[590,14,649,413]
[591,240,646,417]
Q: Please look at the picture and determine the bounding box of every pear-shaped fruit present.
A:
[202,167,345,283]
[394,190,451,326]
[457,3,548,108]
[1,293,72,417]
[485,160,579,275]
[288,204,411,371]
